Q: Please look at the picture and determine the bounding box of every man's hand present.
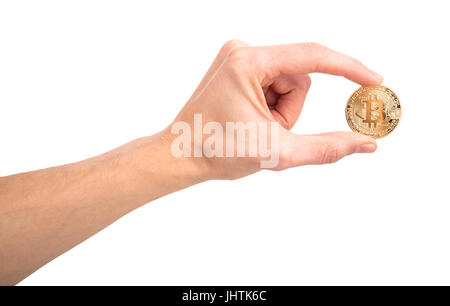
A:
[171,40,381,180]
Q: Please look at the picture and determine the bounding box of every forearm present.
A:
[0,129,207,285]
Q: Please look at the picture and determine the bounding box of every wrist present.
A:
[154,128,213,185]
[109,129,212,203]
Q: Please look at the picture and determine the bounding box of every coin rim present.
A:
[345,85,401,139]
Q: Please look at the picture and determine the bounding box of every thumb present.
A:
[284,131,377,166]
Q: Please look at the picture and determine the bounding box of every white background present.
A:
[1,0,449,285]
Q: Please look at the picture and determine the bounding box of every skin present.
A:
[0,41,381,285]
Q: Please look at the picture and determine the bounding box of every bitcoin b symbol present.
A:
[346,85,401,138]
[362,94,384,128]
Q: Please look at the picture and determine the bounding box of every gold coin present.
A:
[345,85,401,138]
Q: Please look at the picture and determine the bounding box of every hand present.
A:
[169,40,382,180]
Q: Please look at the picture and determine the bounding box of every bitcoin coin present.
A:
[345,85,401,138]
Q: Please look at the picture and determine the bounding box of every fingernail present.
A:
[371,71,384,83]
[356,143,377,153]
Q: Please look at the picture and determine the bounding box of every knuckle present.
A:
[225,46,253,73]
[221,39,244,53]
[302,42,329,71]
[303,42,329,61]
[319,145,341,164]
[227,46,251,62]
[303,42,326,52]
[349,56,363,68]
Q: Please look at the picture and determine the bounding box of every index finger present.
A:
[255,43,383,85]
